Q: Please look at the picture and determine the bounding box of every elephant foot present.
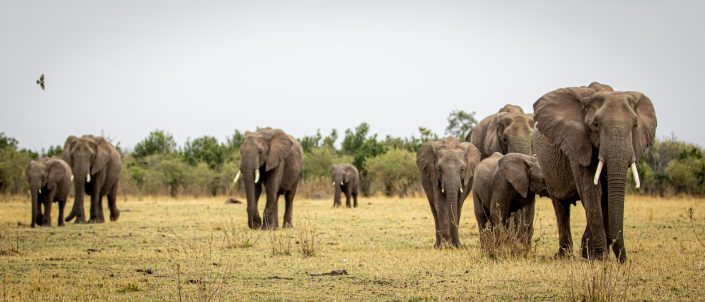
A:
[345,204,351,208]
[554,248,573,259]
[283,222,293,228]
[74,217,87,224]
[58,222,65,227]
[41,222,52,228]
[87,219,104,224]
[110,211,120,222]
[248,216,263,229]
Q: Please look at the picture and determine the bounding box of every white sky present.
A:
[1,1,703,151]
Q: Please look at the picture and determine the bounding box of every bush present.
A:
[365,148,418,197]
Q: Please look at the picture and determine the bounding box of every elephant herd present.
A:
[417,82,657,263]
[24,82,656,263]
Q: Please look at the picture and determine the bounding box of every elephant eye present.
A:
[592,120,599,129]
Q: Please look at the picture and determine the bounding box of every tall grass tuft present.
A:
[570,258,632,302]
[479,214,532,259]
[268,229,293,256]
[297,215,318,257]
[220,219,260,249]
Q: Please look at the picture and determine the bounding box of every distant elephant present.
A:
[532,82,656,262]
[25,158,72,227]
[472,153,549,249]
[234,128,303,229]
[62,135,122,224]
[417,137,481,248]
[465,104,535,159]
[331,163,359,208]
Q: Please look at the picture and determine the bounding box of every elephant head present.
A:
[467,104,535,158]
[62,135,114,223]
[534,82,656,260]
[238,128,294,228]
[417,137,481,247]
[498,153,549,199]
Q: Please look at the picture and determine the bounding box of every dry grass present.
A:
[0,195,703,301]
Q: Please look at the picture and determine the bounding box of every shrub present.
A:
[365,148,418,197]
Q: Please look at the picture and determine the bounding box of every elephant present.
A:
[234,128,303,229]
[417,137,481,248]
[532,82,656,262]
[25,158,72,227]
[472,153,549,250]
[62,135,122,224]
[466,104,535,159]
[331,163,359,208]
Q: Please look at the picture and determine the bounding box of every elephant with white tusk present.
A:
[238,128,303,230]
[25,158,72,227]
[532,82,657,262]
[331,163,360,208]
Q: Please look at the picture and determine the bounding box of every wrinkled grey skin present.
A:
[25,158,72,227]
[466,104,535,159]
[533,82,656,262]
[417,137,481,248]
[239,128,303,229]
[472,153,549,249]
[62,135,122,224]
[331,163,359,208]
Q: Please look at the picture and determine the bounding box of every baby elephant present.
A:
[25,158,73,227]
[331,164,359,208]
[472,153,549,248]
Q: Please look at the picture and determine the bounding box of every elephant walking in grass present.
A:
[331,164,359,208]
[62,135,122,224]
[417,137,481,248]
[532,82,656,262]
[466,104,534,159]
[234,128,303,229]
[25,158,72,227]
[472,153,549,250]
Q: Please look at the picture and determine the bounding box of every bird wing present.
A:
[40,74,44,81]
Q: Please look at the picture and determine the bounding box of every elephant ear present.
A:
[498,154,530,198]
[62,136,78,166]
[482,113,503,156]
[499,104,524,114]
[628,92,657,161]
[534,87,596,167]
[91,137,112,175]
[460,142,481,191]
[416,141,441,186]
[265,130,293,171]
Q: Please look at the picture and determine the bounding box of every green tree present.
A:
[445,109,477,139]
[225,130,244,150]
[133,130,177,160]
[299,129,322,153]
[322,129,338,150]
[365,148,418,197]
[182,136,227,170]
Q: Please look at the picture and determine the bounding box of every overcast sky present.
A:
[1,1,703,151]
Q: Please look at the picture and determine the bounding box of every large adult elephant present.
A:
[62,135,122,224]
[532,82,656,262]
[466,104,535,159]
[234,128,303,229]
[331,163,359,208]
[417,137,481,248]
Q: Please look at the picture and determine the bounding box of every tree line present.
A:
[1,110,704,198]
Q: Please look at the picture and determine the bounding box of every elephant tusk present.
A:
[71,174,74,182]
[631,162,640,189]
[254,169,260,183]
[593,160,604,185]
[86,174,91,183]
[441,187,445,193]
[38,189,42,194]
[460,187,463,194]
[332,181,336,186]
[340,181,343,186]
[233,171,241,184]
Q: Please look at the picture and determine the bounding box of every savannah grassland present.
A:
[0,195,704,301]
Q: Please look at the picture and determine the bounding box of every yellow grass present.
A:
[0,194,704,301]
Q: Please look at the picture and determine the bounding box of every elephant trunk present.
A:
[242,162,260,229]
[440,177,461,247]
[508,140,532,155]
[333,178,342,207]
[606,161,628,263]
[30,186,40,227]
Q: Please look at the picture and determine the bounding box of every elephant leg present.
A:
[107,186,120,222]
[88,188,101,224]
[283,185,297,228]
[428,201,442,248]
[262,185,280,230]
[473,192,489,250]
[345,187,352,208]
[519,201,535,248]
[42,191,55,227]
[352,192,358,208]
[578,187,608,260]
[96,195,105,223]
[551,197,573,258]
[451,198,465,247]
[58,199,66,227]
